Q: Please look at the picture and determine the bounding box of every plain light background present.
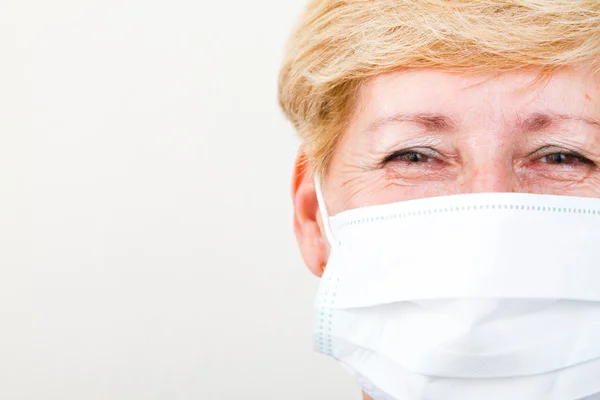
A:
[1,1,357,399]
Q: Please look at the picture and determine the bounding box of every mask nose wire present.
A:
[314,175,341,247]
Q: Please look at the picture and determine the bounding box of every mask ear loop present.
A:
[314,175,341,247]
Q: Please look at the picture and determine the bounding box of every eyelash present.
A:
[382,148,439,165]
[535,149,595,167]
[382,147,596,167]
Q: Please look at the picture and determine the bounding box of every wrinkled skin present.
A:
[291,68,600,399]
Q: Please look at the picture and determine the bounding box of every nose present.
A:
[464,160,519,194]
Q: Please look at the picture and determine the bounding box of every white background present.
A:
[0,1,357,399]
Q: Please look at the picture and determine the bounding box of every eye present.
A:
[379,146,456,182]
[383,148,438,165]
[542,152,592,166]
[538,150,594,167]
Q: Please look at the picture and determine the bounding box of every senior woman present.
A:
[278,1,600,399]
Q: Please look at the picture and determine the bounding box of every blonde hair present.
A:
[278,0,600,176]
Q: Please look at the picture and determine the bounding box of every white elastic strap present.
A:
[314,175,340,247]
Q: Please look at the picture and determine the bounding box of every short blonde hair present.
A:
[278,0,600,176]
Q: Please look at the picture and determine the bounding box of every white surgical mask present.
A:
[314,178,600,400]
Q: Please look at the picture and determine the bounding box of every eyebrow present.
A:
[366,112,458,134]
[518,112,600,132]
[366,111,600,134]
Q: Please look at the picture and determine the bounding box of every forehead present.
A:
[353,68,600,126]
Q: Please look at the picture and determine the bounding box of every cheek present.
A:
[517,158,600,198]
[570,179,600,197]
[330,170,394,212]
[520,173,600,197]
[329,168,464,213]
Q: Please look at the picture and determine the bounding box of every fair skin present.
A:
[291,67,600,399]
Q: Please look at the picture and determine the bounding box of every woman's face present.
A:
[325,68,600,214]
[292,67,600,274]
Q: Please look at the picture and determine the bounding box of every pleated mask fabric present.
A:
[314,180,600,400]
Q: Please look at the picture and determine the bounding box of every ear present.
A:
[292,149,330,277]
